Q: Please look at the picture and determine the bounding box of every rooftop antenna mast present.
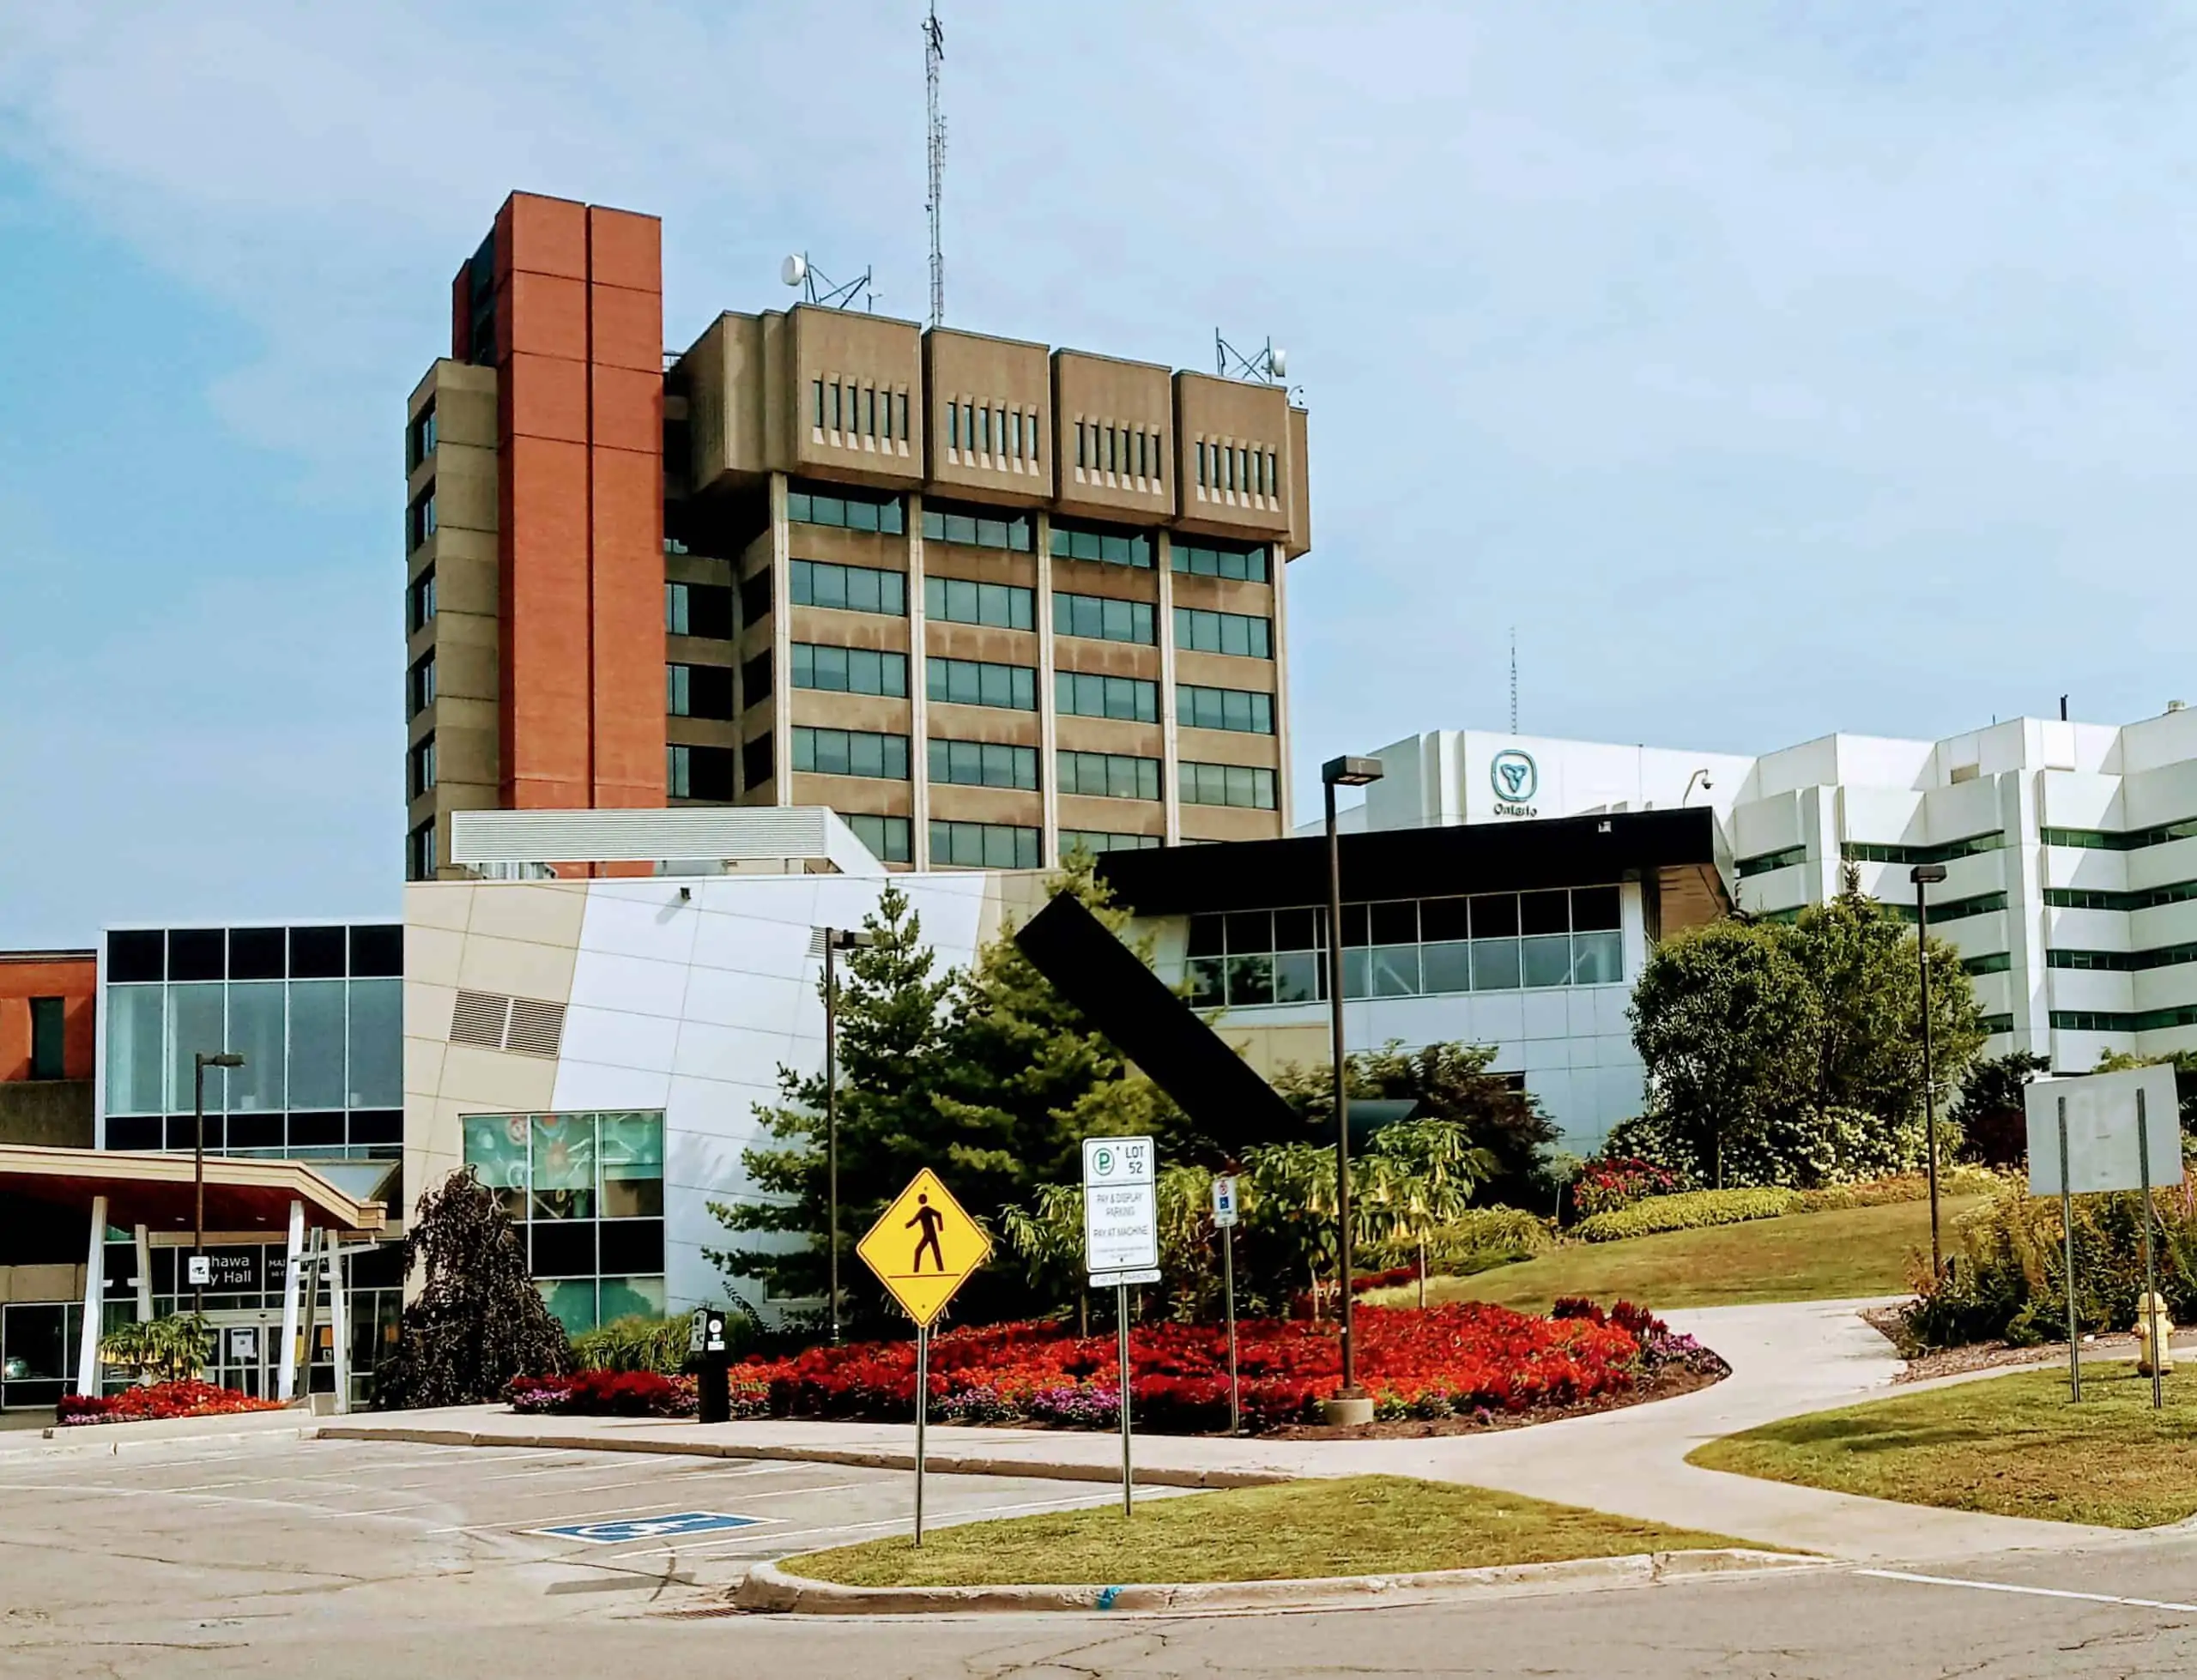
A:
[924,1,946,328]
[779,252,875,312]
[1215,329,1300,401]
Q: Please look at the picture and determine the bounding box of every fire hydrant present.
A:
[2136,1291,2176,1377]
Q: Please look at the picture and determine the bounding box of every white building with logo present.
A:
[1352,706,2197,1074]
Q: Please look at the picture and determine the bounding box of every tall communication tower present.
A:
[923,2,946,328]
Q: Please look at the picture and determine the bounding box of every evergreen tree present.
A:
[705,885,957,1323]
[374,1168,571,1409]
[932,852,1197,1196]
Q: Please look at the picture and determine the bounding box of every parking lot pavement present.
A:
[0,1431,1171,1675]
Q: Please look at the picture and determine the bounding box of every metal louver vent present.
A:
[448,989,565,1060]
[450,990,511,1049]
[806,928,828,959]
[504,998,567,1059]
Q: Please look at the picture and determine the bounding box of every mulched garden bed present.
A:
[1859,1304,2197,1384]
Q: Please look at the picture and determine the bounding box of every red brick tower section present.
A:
[455,191,666,811]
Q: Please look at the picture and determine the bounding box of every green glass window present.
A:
[790,559,907,615]
[786,483,905,534]
[1178,685,1274,734]
[1058,751,1161,801]
[1049,519,1153,568]
[924,574,1034,629]
[1169,537,1269,582]
[1171,606,1271,659]
[792,644,910,698]
[929,739,1038,790]
[1057,592,1155,644]
[1055,671,1158,722]
[927,656,1036,710]
[844,813,913,863]
[1177,762,1277,810]
[922,503,1033,552]
[929,820,1041,869]
[793,727,911,780]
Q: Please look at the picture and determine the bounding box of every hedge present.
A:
[1571,1187,1801,1243]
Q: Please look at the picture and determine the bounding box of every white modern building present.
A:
[402,809,1050,1328]
[397,805,1726,1325]
[1354,706,2197,1074]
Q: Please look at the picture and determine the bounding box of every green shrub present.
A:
[1571,1187,1801,1243]
[1901,1181,2197,1350]
[1410,1206,1552,1274]
[569,1314,707,1375]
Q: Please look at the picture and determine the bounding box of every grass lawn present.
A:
[1365,1196,1983,1315]
[1691,1362,2197,1528]
[790,1475,1764,1588]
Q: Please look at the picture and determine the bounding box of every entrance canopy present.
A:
[0,1145,386,1237]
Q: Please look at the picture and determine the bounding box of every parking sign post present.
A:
[1083,1137,1159,1515]
[1213,1174,1240,1435]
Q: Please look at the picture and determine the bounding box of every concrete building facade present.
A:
[1356,708,2197,1074]
[405,190,1310,881]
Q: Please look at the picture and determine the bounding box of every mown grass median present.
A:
[1691,1362,2197,1528]
[785,1475,1764,1588]
[1369,1197,1985,1316]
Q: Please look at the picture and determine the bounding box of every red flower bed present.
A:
[57,1381,286,1428]
[506,1369,695,1417]
[708,1302,1661,1434]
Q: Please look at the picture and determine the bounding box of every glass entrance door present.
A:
[204,1314,278,1399]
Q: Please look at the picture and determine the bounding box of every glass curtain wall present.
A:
[463,1111,667,1335]
[102,925,402,1160]
[1184,886,1625,1009]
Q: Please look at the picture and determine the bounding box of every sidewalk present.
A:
[324,1299,2124,1562]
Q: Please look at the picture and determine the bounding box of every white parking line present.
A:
[1858,1569,2197,1616]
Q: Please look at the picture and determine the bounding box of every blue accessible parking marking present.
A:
[530,1512,761,1545]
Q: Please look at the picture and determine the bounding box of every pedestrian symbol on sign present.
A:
[907,1194,947,1272]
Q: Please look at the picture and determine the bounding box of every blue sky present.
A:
[4,3,2197,947]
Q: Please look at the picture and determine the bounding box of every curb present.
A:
[313,1423,1292,1490]
[729,1548,1819,1616]
[0,1409,321,1459]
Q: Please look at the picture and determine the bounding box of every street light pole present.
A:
[1911,863,1948,1280]
[191,1051,245,1320]
[1321,755,1383,1418]
[822,928,875,1345]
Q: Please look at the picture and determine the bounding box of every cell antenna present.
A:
[1510,628,1518,735]
[924,2,946,328]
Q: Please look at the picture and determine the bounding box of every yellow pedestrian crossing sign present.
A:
[856,1169,991,1327]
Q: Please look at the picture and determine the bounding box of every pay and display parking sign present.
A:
[1083,1135,1158,1281]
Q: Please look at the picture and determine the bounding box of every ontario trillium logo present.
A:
[1491,748,1538,804]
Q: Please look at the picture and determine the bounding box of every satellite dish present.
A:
[1268,347,1288,380]
[781,253,808,289]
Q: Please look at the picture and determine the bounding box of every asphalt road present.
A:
[3,1433,2197,1677]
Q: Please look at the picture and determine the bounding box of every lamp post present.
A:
[823,928,877,1345]
[191,1051,245,1320]
[1322,754,1383,1420]
[1911,863,1949,1279]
